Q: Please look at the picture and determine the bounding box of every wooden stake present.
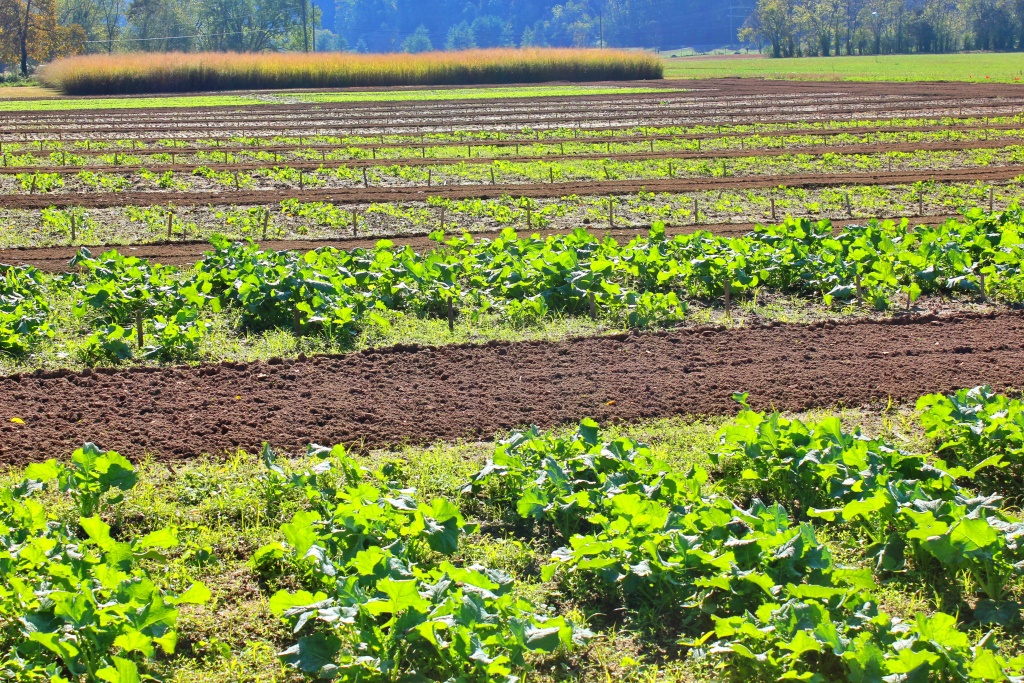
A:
[70,214,76,242]
[855,272,863,301]
[588,291,597,319]
[693,198,699,223]
[29,175,36,194]
[490,167,495,185]
[979,269,987,301]
[262,209,270,240]
[989,187,994,213]
[771,197,776,222]
[440,206,445,230]
[352,211,358,236]
[447,296,455,332]
[668,161,673,177]
[608,200,614,227]
[167,210,174,238]
[299,170,304,190]
[918,194,923,215]
[234,171,240,190]
[549,167,554,183]
[294,307,302,335]
[724,277,731,317]
[427,169,432,187]
[136,310,144,349]
[525,206,531,228]
[845,193,851,217]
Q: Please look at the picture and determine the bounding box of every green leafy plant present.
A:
[0,445,210,681]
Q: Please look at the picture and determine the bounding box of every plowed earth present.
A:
[1,312,1022,464]
[4,138,1018,176]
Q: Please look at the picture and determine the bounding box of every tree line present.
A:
[3,0,737,77]
[741,0,1024,56]
[322,0,703,54]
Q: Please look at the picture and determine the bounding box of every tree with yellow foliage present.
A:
[0,0,85,76]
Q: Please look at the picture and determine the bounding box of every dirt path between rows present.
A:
[5,138,1017,176]
[0,215,961,272]
[1,311,1021,465]
[4,167,1021,210]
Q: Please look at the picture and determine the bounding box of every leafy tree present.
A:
[444,20,475,49]
[401,23,432,51]
[0,0,84,75]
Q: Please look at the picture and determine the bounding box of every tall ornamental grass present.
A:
[39,48,663,95]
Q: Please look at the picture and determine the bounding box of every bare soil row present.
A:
[6,122,1023,160]
[4,166,1020,210]
[1,311,1021,464]
[5,138,1020,177]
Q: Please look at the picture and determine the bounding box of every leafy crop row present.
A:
[3,207,1023,362]
[462,387,1024,681]
[1,446,209,681]
[11,145,1024,194]
[6,386,1024,680]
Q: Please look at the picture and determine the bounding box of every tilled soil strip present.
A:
[0,215,962,273]
[3,166,1021,210]
[1,311,1022,465]
[6,122,1023,160]
[6,138,1019,176]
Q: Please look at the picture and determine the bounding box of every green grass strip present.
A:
[664,52,1024,83]
[0,85,681,113]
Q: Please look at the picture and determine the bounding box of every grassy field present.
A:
[0,84,677,112]
[664,52,1024,83]
[39,49,663,95]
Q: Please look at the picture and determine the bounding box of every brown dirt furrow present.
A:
[0,215,961,273]
[5,138,1019,176]
[3,166,1021,210]
[7,123,1024,160]
[1,312,1022,464]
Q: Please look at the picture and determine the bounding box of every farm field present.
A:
[3,76,1024,683]
[664,51,1024,83]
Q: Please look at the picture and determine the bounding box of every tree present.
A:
[741,0,798,56]
[444,20,475,49]
[400,23,432,51]
[0,0,84,75]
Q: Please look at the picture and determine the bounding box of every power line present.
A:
[83,28,287,43]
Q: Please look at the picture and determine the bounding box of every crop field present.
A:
[3,76,1024,683]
